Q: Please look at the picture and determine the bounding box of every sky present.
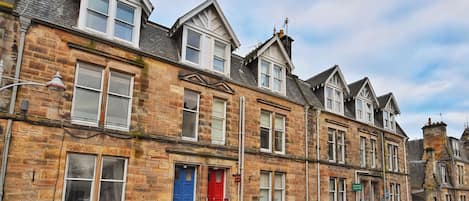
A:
[148,0,469,140]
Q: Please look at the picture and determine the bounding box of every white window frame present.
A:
[383,111,396,131]
[71,62,105,127]
[104,71,134,131]
[260,171,272,201]
[274,115,286,154]
[260,110,272,152]
[457,164,464,185]
[356,98,374,124]
[329,178,346,201]
[325,86,344,115]
[77,0,142,47]
[460,195,466,201]
[446,194,452,201]
[97,156,128,201]
[337,130,345,164]
[329,178,336,201]
[396,184,401,201]
[360,136,367,168]
[62,154,97,201]
[370,138,377,168]
[182,89,200,141]
[453,140,461,157]
[258,58,286,95]
[389,183,395,201]
[328,128,337,162]
[387,142,399,172]
[274,173,285,201]
[211,98,227,145]
[181,26,231,75]
[441,164,448,184]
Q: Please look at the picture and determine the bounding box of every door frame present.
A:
[208,167,227,200]
[173,163,198,201]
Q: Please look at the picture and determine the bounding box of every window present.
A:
[356,99,363,120]
[274,173,285,201]
[387,143,399,171]
[457,164,464,185]
[259,59,285,93]
[72,63,104,126]
[185,29,201,64]
[329,128,345,163]
[384,111,396,130]
[260,111,272,151]
[366,103,373,122]
[78,0,141,45]
[360,137,366,168]
[329,178,346,201]
[98,157,128,201]
[395,184,401,201]
[384,111,390,128]
[260,172,271,201]
[356,99,374,124]
[371,139,377,168]
[389,183,395,201]
[328,128,336,161]
[325,86,343,114]
[71,63,134,131]
[337,131,345,163]
[213,41,226,72]
[446,194,452,201]
[182,90,200,140]
[441,164,448,184]
[63,154,127,201]
[460,195,466,201]
[274,115,285,153]
[453,140,461,157]
[211,98,226,144]
[105,71,134,130]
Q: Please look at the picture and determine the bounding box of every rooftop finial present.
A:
[428,117,432,126]
[273,25,277,36]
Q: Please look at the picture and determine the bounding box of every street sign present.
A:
[352,183,363,192]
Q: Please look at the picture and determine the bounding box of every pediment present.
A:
[179,71,235,94]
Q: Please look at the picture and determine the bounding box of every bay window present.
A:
[384,111,396,130]
[78,0,141,46]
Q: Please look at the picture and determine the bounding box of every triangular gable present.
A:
[355,78,379,106]
[381,93,401,114]
[170,0,240,48]
[325,67,350,94]
[255,36,294,71]
[179,73,208,85]
[212,82,235,94]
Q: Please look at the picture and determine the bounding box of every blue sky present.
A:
[149,0,469,139]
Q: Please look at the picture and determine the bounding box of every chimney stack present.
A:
[422,118,447,160]
[277,29,294,60]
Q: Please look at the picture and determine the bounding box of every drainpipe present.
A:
[0,60,4,84]
[316,109,321,201]
[0,16,31,201]
[304,106,309,201]
[381,132,387,201]
[238,96,245,201]
[403,137,410,201]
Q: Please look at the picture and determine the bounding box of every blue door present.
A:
[173,165,195,201]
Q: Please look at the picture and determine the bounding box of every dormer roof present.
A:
[244,34,294,72]
[377,93,401,114]
[169,0,240,48]
[140,0,154,18]
[306,65,350,94]
[347,77,379,106]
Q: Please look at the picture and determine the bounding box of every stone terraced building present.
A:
[0,0,410,200]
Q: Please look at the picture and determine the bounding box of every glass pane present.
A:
[99,181,123,201]
[329,192,335,201]
[212,99,225,117]
[88,0,109,14]
[187,29,201,48]
[213,57,225,72]
[73,88,100,123]
[184,90,199,111]
[185,169,193,181]
[211,118,224,141]
[67,154,96,179]
[105,95,130,128]
[326,87,333,99]
[275,116,284,130]
[216,171,222,183]
[114,21,133,41]
[273,79,281,91]
[109,72,132,96]
[214,42,226,58]
[274,190,282,201]
[338,192,343,201]
[64,180,93,201]
[116,2,134,24]
[186,47,200,64]
[77,64,102,89]
[261,60,270,74]
[260,173,269,187]
[275,174,283,189]
[101,157,126,180]
[328,142,334,160]
[329,179,335,190]
[260,111,270,128]
[260,128,270,149]
[260,190,269,201]
[182,111,197,138]
[274,131,283,152]
[273,65,282,79]
[86,11,107,33]
[261,74,270,87]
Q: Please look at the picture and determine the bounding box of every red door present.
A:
[208,168,224,201]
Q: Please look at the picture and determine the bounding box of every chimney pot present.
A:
[428,118,432,126]
[278,29,285,38]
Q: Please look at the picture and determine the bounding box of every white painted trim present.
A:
[324,85,344,115]
[260,110,272,153]
[211,98,226,145]
[325,67,350,94]
[62,154,97,201]
[97,156,128,201]
[182,90,200,142]
[70,62,104,128]
[103,71,134,131]
[256,36,294,71]
[356,78,379,106]
[257,57,286,95]
[327,128,337,162]
[274,115,286,155]
[370,137,377,168]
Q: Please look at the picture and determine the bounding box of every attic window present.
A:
[383,111,396,131]
[78,0,142,47]
[258,59,285,94]
[356,87,374,124]
[325,86,343,114]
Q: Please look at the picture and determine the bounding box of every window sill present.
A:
[71,119,99,128]
[182,136,198,142]
[72,26,140,49]
[260,148,272,153]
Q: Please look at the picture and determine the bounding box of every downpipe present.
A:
[404,137,410,201]
[0,16,31,201]
[381,132,387,201]
[238,96,245,201]
[304,106,309,201]
[316,109,321,201]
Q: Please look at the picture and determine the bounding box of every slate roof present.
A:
[305,65,338,89]
[407,139,424,161]
[347,78,367,99]
[377,93,393,109]
[409,161,426,189]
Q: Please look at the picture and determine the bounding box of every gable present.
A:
[185,6,230,40]
[357,80,379,106]
[260,42,288,65]
[327,71,349,93]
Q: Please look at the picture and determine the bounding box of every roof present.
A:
[305,65,350,94]
[409,161,426,189]
[377,93,401,114]
[169,0,240,48]
[295,80,323,108]
[244,34,294,71]
[346,77,379,105]
[407,139,424,161]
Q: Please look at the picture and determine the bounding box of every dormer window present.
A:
[78,0,142,47]
[182,27,231,75]
[453,140,461,157]
[383,111,396,130]
[326,86,343,114]
[356,87,374,124]
[258,59,285,94]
